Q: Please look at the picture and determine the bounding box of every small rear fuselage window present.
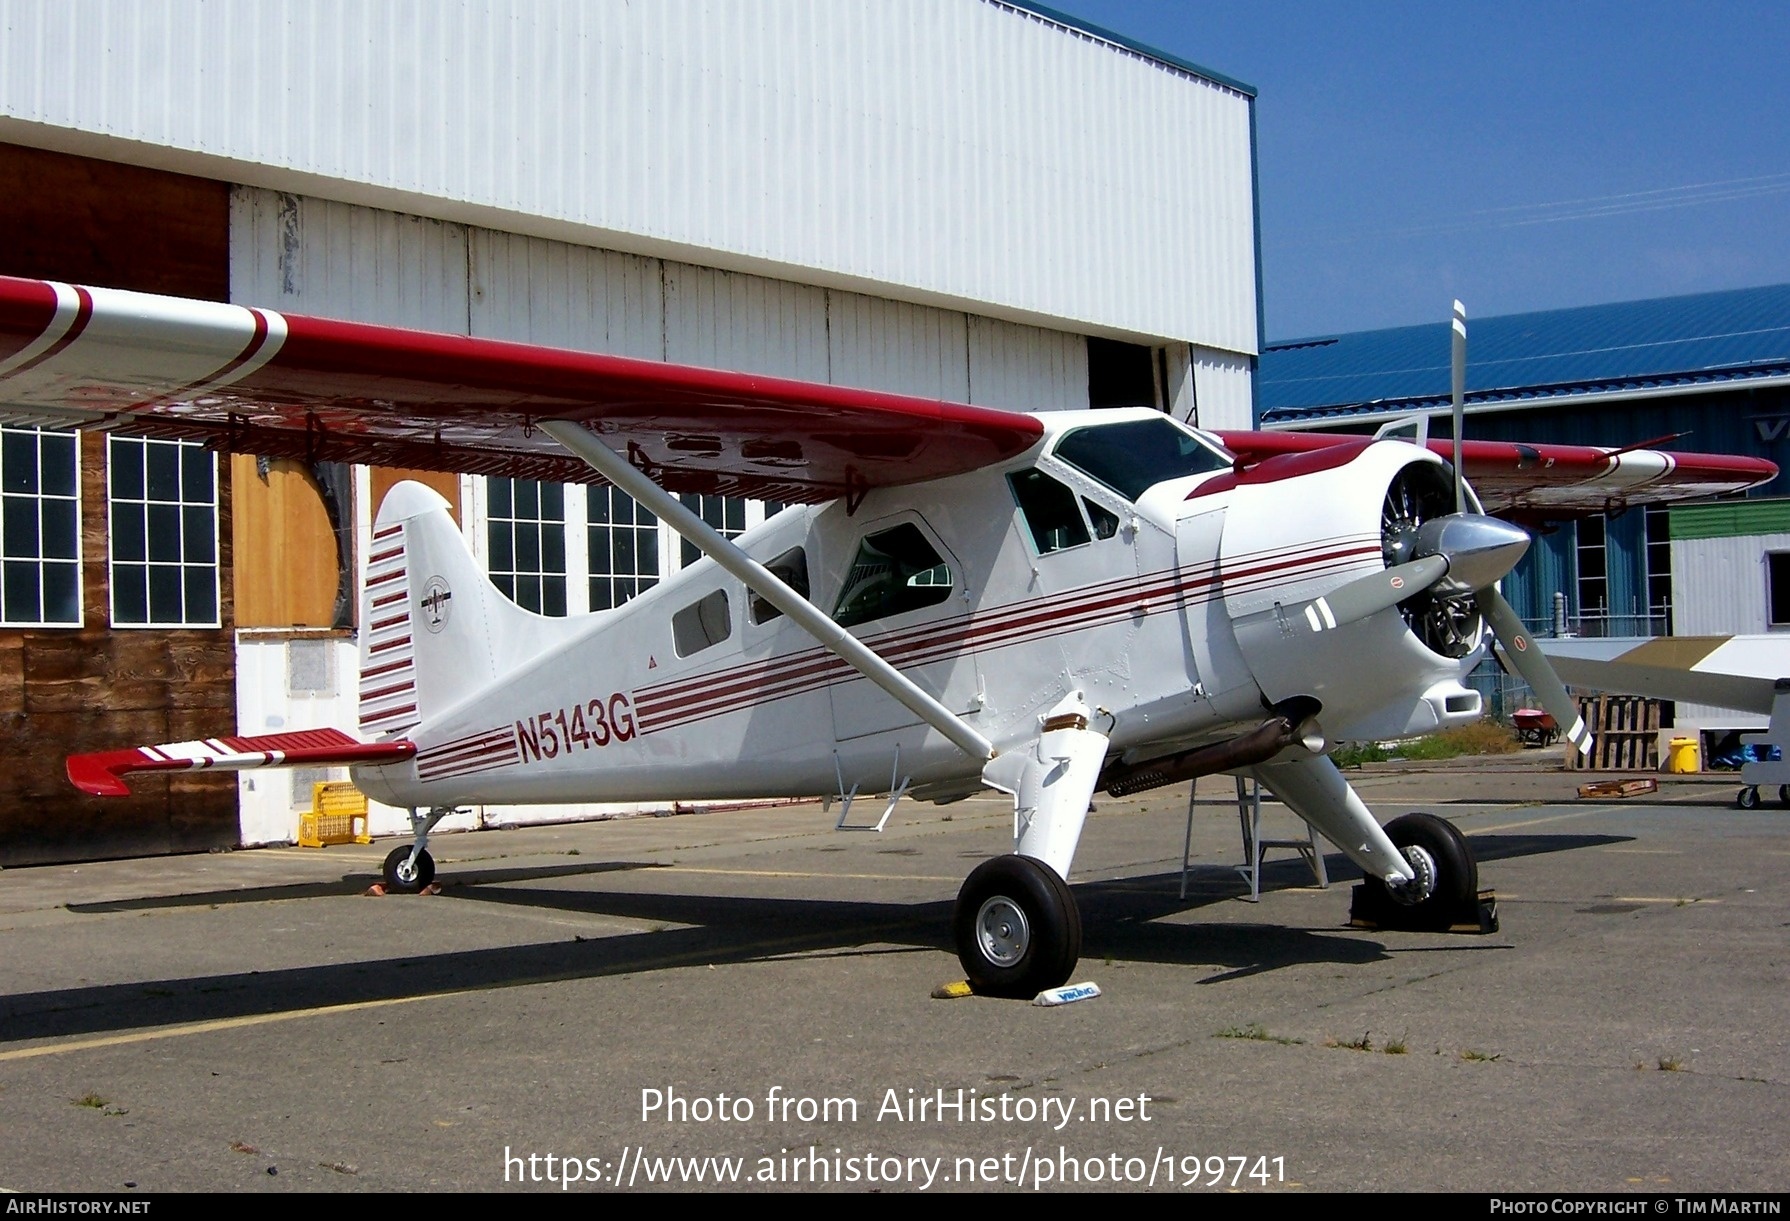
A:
[673,588,732,656]
[1052,418,1229,501]
[832,524,953,628]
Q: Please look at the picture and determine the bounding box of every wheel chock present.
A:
[1350,886,1498,933]
[931,979,974,999]
[362,881,442,897]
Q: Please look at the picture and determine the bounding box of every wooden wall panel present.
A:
[231,455,341,628]
[0,143,229,299]
[0,145,236,864]
[0,402,239,865]
[371,467,461,525]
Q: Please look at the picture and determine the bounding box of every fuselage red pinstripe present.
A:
[631,534,1381,736]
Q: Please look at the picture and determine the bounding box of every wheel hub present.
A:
[974,896,1031,967]
[1387,844,1437,906]
[394,855,419,886]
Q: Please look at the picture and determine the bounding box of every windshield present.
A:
[1051,418,1230,501]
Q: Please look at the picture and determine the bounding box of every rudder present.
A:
[359,482,569,738]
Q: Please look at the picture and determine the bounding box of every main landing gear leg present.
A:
[1250,756,1485,930]
[956,692,1108,997]
[382,805,457,893]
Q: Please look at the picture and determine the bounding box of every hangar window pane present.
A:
[108,436,217,628]
[1,427,81,627]
[588,486,660,611]
[488,478,567,616]
[1645,506,1673,633]
[833,524,953,628]
[1576,515,1607,622]
[678,493,748,569]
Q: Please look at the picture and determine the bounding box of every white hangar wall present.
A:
[0,0,1258,362]
[228,188,1093,405]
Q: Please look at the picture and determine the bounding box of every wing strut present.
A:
[539,420,996,762]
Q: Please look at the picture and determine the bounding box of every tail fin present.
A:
[359,482,571,737]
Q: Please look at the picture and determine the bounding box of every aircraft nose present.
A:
[1414,513,1531,593]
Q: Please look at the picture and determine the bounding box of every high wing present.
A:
[1218,430,1776,517]
[0,276,1043,504]
[1,277,1771,511]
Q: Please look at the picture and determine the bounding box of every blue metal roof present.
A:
[1259,283,1790,425]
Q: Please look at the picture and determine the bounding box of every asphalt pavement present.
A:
[1,752,1785,1193]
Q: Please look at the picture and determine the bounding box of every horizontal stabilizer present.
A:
[1531,635,1790,717]
[67,729,416,797]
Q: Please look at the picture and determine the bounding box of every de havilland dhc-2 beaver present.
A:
[0,279,1773,995]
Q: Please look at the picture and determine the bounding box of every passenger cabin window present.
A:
[1052,418,1229,501]
[1008,469,1090,554]
[833,524,953,628]
[672,589,731,656]
[749,547,809,624]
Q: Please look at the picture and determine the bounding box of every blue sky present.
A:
[1052,1,1790,341]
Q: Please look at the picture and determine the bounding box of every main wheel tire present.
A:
[953,855,1080,998]
[383,846,435,893]
[1370,812,1476,930]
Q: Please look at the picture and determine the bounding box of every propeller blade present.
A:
[1451,300,1467,515]
[1478,586,1593,757]
[1303,555,1449,631]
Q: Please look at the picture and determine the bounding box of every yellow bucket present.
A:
[1666,737,1700,774]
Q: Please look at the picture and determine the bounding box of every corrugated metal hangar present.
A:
[1258,284,1790,724]
[0,0,1263,863]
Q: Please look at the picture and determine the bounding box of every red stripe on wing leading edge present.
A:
[0,277,63,364]
[5,285,95,377]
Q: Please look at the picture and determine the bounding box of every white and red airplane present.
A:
[2,276,1775,996]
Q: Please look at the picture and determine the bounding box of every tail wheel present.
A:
[953,855,1080,998]
[1368,813,1476,929]
[383,846,435,893]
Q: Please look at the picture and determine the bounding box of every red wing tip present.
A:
[66,735,418,797]
[66,750,142,797]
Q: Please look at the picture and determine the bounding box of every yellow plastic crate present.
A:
[298,781,373,848]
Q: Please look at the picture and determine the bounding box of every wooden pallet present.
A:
[1568,693,1661,771]
[1576,777,1660,800]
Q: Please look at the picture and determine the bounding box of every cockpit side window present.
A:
[1052,418,1229,501]
[832,524,953,628]
[1007,469,1091,554]
[1083,498,1120,540]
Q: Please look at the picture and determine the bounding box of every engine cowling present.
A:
[1215,440,1492,742]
